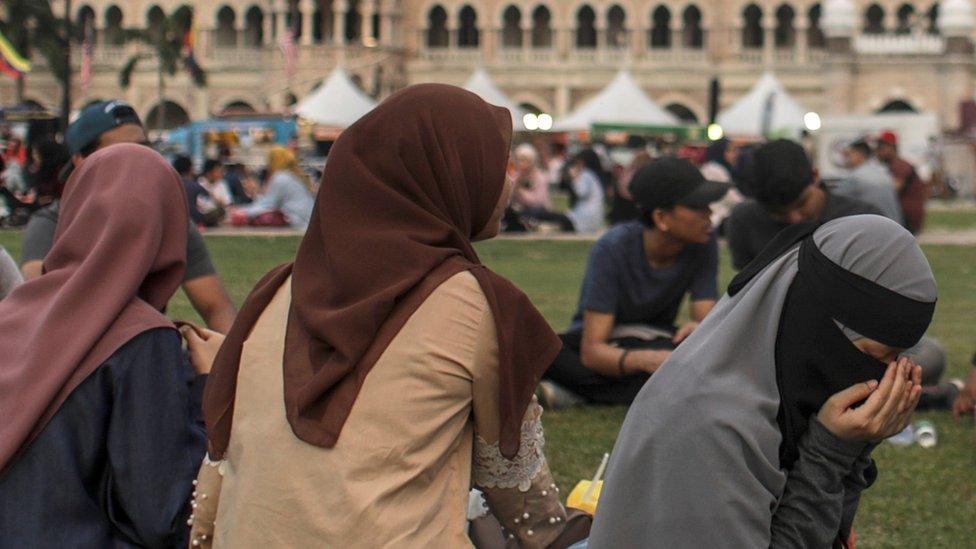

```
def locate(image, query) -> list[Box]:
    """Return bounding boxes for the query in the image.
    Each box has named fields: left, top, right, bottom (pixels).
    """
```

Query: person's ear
left=653, top=208, right=670, bottom=232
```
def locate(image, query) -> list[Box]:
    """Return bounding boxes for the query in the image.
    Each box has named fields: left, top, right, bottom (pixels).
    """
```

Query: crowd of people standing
left=0, top=87, right=972, bottom=548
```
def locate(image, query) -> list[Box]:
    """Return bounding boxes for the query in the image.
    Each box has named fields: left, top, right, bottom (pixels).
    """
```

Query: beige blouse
left=190, top=272, right=569, bottom=548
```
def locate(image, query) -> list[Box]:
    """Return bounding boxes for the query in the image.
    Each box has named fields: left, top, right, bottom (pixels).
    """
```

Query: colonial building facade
left=5, top=0, right=976, bottom=130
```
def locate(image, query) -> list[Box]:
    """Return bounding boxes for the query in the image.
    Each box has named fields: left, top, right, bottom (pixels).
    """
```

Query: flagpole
left=60, top=0, right=72, bottom=134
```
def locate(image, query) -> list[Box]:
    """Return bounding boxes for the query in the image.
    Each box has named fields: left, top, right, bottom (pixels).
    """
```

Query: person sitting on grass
left=18, top=100, right=237, bottom=333
left=229, top=147, right=315, bottom=230
left=725, top=139, right=955, bottom=410
left=539, top=156, right=729, bottom=408
left=186, top=85, right=590, bottom=548
left=590, top=215, right=935, bottom=548
left=0, top=144, right=218, bottom=547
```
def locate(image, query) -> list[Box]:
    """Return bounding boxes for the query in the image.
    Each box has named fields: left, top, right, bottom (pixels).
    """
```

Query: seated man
left=725, top=139, right=883, bottom=271
left=540, top=157, right=728, bottom=407
left=833, top=139, right=904, bottom=225
left=726, top=139, right=952, bottom=408
left=19, top=100, right=237, bottom=333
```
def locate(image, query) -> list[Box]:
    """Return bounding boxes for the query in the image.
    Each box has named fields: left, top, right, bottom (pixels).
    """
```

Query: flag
left=80, top=23, right=94, bottom=94
left=182, top=23, right=206, bottom=85
left=0, top=30, right=30, bottom=80
left=279, top=23, right=297, bottom=81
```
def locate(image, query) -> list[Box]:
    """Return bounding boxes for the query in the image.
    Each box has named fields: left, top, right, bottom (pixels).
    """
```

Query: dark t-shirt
left=20, top=201, right=217, bottom=282
left=725, top=191, right=882, bottom=270
left=568, top=221, right=719, bottom=333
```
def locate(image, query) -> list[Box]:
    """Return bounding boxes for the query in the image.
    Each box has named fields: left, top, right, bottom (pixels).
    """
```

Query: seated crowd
left=0, top=88, right=972, bottom=549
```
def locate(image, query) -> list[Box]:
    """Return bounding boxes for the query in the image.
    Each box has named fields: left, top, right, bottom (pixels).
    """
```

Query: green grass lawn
left=925, top=207, right=976, bottom=231
left=1, top=232, right=973, bottom=547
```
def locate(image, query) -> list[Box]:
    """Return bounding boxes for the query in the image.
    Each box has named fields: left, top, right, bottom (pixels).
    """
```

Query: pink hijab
left=0, top=143, right=188, bottom=472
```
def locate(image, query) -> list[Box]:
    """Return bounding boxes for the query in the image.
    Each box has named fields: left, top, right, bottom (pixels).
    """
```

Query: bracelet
left=618, top=349, right=631, bottom=376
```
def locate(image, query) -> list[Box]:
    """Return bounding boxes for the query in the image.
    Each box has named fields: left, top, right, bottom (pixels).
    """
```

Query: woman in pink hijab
left=0, top=143, right=214, bottom=547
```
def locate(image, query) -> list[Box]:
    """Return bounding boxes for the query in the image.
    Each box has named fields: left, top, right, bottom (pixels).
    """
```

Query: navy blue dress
left=0, top=328, right=206, bottom=548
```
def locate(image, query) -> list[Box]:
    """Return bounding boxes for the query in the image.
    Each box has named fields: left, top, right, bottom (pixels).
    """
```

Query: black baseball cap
left=629, top=156, right=731, bottom=212
left=66, top=100, right=143, bottom=156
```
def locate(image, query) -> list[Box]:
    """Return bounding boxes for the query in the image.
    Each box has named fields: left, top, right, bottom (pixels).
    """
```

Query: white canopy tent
left=294, top=67, right=377, bottom=128
left=717, top=72, right=809, bottom=138
left=462, top=68, right=527, bottom=131
left=553, top=71, right=680, bottom=132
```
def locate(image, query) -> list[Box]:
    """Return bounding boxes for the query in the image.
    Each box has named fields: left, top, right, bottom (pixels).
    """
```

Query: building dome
left=939, top=0, right=975, bottom=35
left=822, top=0, right=857, bottom=37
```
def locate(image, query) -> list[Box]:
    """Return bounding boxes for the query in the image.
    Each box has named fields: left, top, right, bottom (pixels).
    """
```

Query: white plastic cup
left=915, top=420, right=937, bottom=448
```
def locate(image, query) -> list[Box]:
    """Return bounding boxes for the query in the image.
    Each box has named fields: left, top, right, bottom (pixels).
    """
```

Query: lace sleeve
left=473, top=408, right=545, bottom=492
left=474, top=400, right=568, bottom=549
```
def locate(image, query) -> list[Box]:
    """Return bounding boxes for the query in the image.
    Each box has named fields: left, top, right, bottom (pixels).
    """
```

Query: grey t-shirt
left=568, top=220, right=719, bottom=333
left=20, top=201, right=217, bottom=282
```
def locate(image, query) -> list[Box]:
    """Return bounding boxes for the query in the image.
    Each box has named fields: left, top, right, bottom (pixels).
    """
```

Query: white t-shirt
left=567, top=169, right=605, bottom=234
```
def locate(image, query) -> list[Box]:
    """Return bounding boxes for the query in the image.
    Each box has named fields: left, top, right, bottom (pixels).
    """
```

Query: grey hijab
left=589, top=215, right=936, bottom=548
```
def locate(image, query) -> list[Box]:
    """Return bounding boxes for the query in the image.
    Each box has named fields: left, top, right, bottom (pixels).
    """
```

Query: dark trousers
left=543, top=331, right=675, bottom=405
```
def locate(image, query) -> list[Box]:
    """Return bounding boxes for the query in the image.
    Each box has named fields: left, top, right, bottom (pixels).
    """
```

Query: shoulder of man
left=825, top=192, right=882, bottom=219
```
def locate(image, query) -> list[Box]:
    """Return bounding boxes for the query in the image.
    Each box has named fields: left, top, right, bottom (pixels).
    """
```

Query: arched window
left=458, top=5, right=479, bottom=47
left=220, top=101, right=257, bottom=115
left=896, top=4, right=915, bottom=34
left=666, top=103, right=699, bottom=124
left=216, top=6, right=237, bottom=47
left=650, top=6, right=671, bottom=49
left=146, top=6, right=166, bottom=43
left=313, top=0, right=333, bottom=44
left=105, top=5, right=125, bottom=45
left=926, top=3, right=939, bottom=34
left=878, top=99, right=917, bottom=113
left=532, top=6, right=553, bottom=48
left=576, top=5, right=597, bottom=48
left=145, top=100, right=191, bottom=130
left=371, top=12, right=380, bottom=41
left=864, top=4, right=885, bottom=35
left=742, top=4, right=763, bottom=48
left=808, top=4, right=825, bottom=48
left=286, top=0, right=304, bottom=40
left=502, top=5, right=522, bottom=48
left=76, top=6, right=96, bottom=43
left=427, top=6, right=449, bottom=47
left=607, top=5, right=627, bottom=49
left=774, top=4, right=795, bottom=48
left=245, top=6, right=265, bottom=46
left=345, top=0, right=361, bottom=42
left=682, top=5, right=703, bottom=49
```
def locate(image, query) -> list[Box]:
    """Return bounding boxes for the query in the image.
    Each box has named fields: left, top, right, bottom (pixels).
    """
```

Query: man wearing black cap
left=539, top=156, right=729, bottom=408
left=19, top=100, right=237, bottom=333
left=724, top=139, right=882, bottom=271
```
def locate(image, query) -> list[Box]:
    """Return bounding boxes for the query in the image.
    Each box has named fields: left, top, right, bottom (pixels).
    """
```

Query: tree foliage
left=119, top=5, right=206, bottom=88
left=0, top=0, right=73, bottom=83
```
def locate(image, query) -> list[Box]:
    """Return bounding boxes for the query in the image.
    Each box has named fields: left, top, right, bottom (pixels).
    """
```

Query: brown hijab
left=205, top=84, right=562, bottom=460
left=0, top=143, right=188, bottom=472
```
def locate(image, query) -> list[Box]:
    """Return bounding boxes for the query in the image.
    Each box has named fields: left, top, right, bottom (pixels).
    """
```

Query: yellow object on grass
left=566, top=479, right=603, bottom=515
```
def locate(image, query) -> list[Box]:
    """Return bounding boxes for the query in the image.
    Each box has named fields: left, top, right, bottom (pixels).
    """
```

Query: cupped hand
left=817, top=357, right=922, bottom=442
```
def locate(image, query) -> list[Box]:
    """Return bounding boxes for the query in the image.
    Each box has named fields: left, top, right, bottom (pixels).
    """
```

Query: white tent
left=294, top=67, right=377, bottom=128
left=553, top=71, right=679, bottom=132
left=717, top=72, right=808, bottom=138
left=462, top=68, right=526, bottom=130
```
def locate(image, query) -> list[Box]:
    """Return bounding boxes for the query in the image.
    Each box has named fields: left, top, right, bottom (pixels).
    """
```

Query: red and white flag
left=80, top=22, right=94, bottom=94
left=279, top=25, right=297, bottom=81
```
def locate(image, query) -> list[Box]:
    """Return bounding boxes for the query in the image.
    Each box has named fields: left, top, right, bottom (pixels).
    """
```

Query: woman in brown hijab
left=0, top=143, right=210, bottom=546
left=188, top=85, right=589, bottom=548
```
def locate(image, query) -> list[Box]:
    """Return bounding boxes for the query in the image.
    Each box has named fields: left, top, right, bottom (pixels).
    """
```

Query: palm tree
left=0, top=0, right=71, bottom=104
left=119, top=5, right=206, bottom=130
